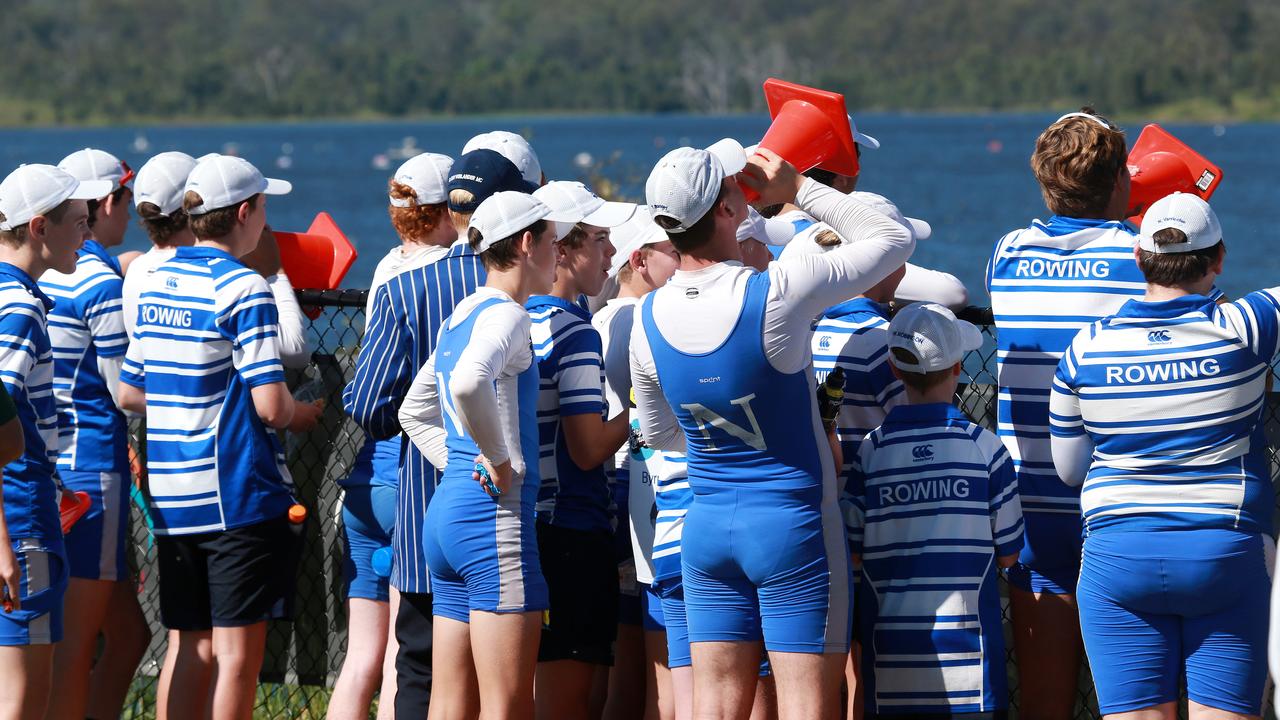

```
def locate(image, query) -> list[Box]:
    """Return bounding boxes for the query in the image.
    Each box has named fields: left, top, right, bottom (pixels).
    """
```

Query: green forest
left=3, top=0, right=1278, bottom=126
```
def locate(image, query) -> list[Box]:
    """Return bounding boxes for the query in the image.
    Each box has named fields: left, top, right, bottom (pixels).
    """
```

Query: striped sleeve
left=343, top=283, right=412, bottom=439
left=80, top=272, right=128, bottom=359
left=984, top=433, right=1024, bottom=558
left=1218, top=289, right=1280, bottom=363
left=120, top=323, right=145, bottom=388
left=1048, top=338, right=1085, bottom=438
left=554, top=321, right=605, bottom=417
left=843, top=438, right=869, bottom=554
left=215, top=269, right=285, bottom=387
left=0, top=304, right=42, bottom=393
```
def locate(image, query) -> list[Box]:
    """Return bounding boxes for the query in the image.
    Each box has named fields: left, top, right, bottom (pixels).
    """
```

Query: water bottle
left=817, top=367, right=845, bottom=431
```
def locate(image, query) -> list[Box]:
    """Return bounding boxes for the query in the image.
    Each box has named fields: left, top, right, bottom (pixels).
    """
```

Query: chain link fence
left=112, top=298, right=1271, bottom=718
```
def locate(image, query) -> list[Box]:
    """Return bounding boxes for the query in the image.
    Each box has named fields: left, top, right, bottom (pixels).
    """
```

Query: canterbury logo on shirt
left=911, top=443, right=934, bottom=461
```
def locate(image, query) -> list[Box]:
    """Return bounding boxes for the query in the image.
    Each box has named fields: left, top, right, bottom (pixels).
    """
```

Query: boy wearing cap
left=117, top=155, right=321, bottom=720
left=38, top=148, right=152, bottom=720
left=462, top=131, right=544, bottom=188
left=631, top=140, right=914, bottom=718
left=522, top=181, right=633, bottom=718
left=0, top=163, right=103, bottom=719
left=339, top=151, right=482, bottom=719
left=399, top=190, right=574, bottom=719
left=846, top=303, right=1023, bottom=718
left=1050, top=194, right=1272, bottom=718
left=447, top=147, right=540, bottom=233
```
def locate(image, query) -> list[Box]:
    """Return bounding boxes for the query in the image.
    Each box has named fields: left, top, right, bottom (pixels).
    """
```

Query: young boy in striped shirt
left=0, top=164, right=105, bottom=719
left=847, top=303, right=1023, bottom=719
left=118, top=155, right=321, bottom=720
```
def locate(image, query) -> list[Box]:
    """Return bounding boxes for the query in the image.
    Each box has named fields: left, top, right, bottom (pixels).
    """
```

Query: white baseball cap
left=736, top=207, right=797, bottom=246
left=534, top=181, right=636, bottom=241
left=462, top=131, right=542, bottom=186
left=848, top=115, right=880, bottom=150
left=134, top=152, right=198, bottom=216
left=608, top=207, right=668, bottom=277
left=646, top=138, right=748, bottom=233
left=469, top=191, right=579, bottom=253
left=850, top=191, right=931, bottom=241
left=0, top=164, right=112, bottom=232
left=184, top=155, right=291, bottom=215
left=887, top=302, right=982, bottom=373
left=391, top=152, right=453, bottom=207
left=57, top=148, right=134, bottom=194
left=1138, top=192, right=1222, bottom=254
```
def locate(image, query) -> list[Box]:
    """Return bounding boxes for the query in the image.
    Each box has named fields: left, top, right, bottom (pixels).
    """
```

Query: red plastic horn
left=742, top=79, right=860, bottom=202
left=274, top=212, right=357, bottom=319
left=1126, top=124, right=1223, bottom=226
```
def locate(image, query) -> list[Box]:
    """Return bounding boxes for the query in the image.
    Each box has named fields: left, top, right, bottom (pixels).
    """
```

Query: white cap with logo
left=391, top=153, right=453, bottom=207
left=184, top=155, right=292, bottom=215
left=887, top=302, right=982, bottom=373
left=736, top=206, right=798, bottom=246
left=534, top=181, right=635, bottom=241
left=134, top=152, right=198, bottom=216
left=608, top=207, right=668, bottom=277
left=1137, top=192, right=1222, bottom=254
left=645, top=138, right=748, bottom=233
left=462, top=131, right=542, bottom=187
left=469, top=191, right=579, bottom=253
left=58, top=148, right=133, bottom=194
left=0, top=164, right=113, bottom=231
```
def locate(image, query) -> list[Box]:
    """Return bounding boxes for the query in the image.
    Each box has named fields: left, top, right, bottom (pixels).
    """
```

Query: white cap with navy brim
left=1138, top=192, right=1222, bottom=254
left=469, top=191, right=580, bottom=253
left=184, top=155, right=291, bottom=215
left=645, top=138, right=748, bottom=233
left=0, top=164, right=113, bottom=231
left=134, top=152, right=198, bottom=216
left=391, top=152, right=453, bottom=207
left=887, top=302, right=982, bottom=373
left=463, top=131, right=542, bottom=187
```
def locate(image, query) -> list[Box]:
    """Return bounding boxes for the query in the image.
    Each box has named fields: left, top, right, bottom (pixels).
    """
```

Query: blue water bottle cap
left=371, top=547, right=393, bottom=578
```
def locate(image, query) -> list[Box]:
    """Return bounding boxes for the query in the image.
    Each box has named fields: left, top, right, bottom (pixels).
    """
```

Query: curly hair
left=1031, top=107, right=1127, bottom=218
left=388, top=180, right=449, bottom=240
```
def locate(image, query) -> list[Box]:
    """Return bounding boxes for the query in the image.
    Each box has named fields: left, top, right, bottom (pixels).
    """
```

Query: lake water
left=1, top=113, right=1274, bottom=302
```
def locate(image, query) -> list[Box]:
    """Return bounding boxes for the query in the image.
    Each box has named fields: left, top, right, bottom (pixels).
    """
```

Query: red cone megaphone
left=275, top=212, right=356, bottom=290
left=1126, top=124, right=1223, bottom=225
left=741, top=79, right=861, bottom=202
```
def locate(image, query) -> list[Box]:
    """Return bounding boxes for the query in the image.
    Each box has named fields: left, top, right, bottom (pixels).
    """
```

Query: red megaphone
left=60, top=490, right=91, bottom=534
left=742, top=79, right=861, bottom=202
left=275, top=213, right=357, bottom=318
left=1126, top=124, right=1223, bottom=226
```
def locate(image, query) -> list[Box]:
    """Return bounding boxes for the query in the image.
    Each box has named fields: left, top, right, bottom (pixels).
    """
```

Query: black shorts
left=536, top=522, right=619, bottom=665
left=156, top=515, right=301, bottom=631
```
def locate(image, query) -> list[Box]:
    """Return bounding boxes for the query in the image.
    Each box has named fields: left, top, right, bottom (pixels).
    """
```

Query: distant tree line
left=2, top=0, right=1276, bottom=124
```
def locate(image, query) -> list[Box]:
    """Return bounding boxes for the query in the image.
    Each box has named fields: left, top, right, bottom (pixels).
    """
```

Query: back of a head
left=1135, top=192, right=1224, bottom=287
left=1031, top=108, right=1127, bottom=218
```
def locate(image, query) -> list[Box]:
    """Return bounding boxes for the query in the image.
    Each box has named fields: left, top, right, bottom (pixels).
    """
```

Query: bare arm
left=0, top=417, right=22, bottom=467
left=562, top=412, right=631, bottom=471
left=117, top=382, right=146, bottom=415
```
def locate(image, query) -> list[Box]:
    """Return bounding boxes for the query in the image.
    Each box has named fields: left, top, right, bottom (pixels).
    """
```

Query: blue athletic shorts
left=62, top=470, right=130, bottom=582
left=1005, top=509, right=1081, bottom=594
left=653, top=576, right=691, bottom=668
left=423, top=481, right=548, bottom=623
left=0, top=539, right=68, bottom=645
left=641, top=582, right=665, bottom=632
left=1077, top=529, right=1271, bottom=715
left=681, top=490, right=851, bottom=654
left=342, top=483, right=396, bottom=602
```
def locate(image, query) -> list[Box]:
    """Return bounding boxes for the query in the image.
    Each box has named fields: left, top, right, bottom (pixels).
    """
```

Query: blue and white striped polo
left=120, top=246, right=293, bottom=535
left=848, top=402, right=1023, bottom=714
left=1050, top=291, right=1280, bottom=536
left=38, top=240, right=130, bottom=473
left=527, top=295, right=611, bottom=533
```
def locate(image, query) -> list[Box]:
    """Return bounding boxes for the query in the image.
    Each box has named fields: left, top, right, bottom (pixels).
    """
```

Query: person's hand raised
left=739, top=147, right=804, bottom=207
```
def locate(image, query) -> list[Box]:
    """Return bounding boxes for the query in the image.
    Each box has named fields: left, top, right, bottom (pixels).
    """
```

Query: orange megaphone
left=275, top=212, right=357, bottom=292
left=742, top=79, right=860, bottom=202
left=1126, top=124, right=1223, bottom=225
left=60, top=490, right=92, bottom=534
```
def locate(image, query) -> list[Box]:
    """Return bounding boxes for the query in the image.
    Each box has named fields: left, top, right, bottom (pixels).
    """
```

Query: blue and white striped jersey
left=811, top=298, right=905, bottom=467
left=527, top=295, right=611, bottom=533
left=120, top=246, right=293, bottom=535
left=342, top=241, right=484, bottom=593
left=39, top=240, right=130, bottom=473
left=848, top=402, right=1023, bottom=714
left=1050, top=291, right=1280, bottom=536
left=987, top=216, right=1146, bottom=525
left=0, top=264, right=62, bottom=546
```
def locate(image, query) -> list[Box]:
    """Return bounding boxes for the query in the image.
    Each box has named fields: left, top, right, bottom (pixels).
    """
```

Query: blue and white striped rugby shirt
left=39, top=240, right=130, bottom=473
left=848, top=402, right=1023, bottom=714
left=527, top=295, right=611, bottom=533
left=1050, top=291, right=1280, bottom=536
left=121, top=246, right=293, bottom=535
left=0, top=263, right=63, bottom=545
